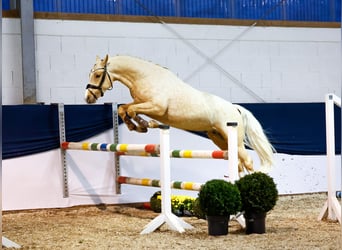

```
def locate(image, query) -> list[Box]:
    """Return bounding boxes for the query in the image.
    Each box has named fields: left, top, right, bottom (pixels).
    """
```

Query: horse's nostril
left=85, top=95, right=96, bottom=104
left=84, top=91, right=94, bottom=104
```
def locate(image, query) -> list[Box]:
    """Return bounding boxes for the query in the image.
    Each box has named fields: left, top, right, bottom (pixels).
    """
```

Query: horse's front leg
left=118, top=104, right=139, bottom=132
left=131, top=115, right=148, bottom=133
left=127, top=102, right=164, bottom=129
left=118, top=103, right=158, bottom=133
left=133, top=115, right=160, bottom=129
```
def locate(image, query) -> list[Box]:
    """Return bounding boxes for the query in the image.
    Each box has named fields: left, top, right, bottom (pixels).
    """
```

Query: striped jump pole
left=117, top=176, right=203, bottom=191
left=61, top=142, right=228, bottom=159
left=119, top=149, right=228, bottom=159
left=61, top=142, right=159, bottom=154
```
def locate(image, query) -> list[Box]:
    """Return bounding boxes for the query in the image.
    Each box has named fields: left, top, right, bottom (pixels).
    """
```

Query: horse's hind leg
left=207, top=130, right=243, bottom=175
left=207, top=129, right=253, bottom=175
left=207, top=130, right=228, bottom=150
left=238, top=145, right=254, bottom=174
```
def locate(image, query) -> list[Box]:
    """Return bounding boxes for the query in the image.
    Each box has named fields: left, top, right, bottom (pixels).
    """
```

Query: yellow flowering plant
left=149, top=191, right=196, bottom=216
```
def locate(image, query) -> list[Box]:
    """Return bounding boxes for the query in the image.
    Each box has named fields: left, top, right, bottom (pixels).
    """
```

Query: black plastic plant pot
left=244, top=212, right=266, bottom=234
left=206, top=215, right=229, bottom=236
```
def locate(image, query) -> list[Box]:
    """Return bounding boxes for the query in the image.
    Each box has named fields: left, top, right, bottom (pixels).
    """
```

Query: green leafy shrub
left=236, top=172, right=278, bottom=214
left=198, top=179, right=241, bottom=216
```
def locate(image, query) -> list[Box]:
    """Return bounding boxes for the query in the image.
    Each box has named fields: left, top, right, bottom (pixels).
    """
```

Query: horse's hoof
left=136, top=127, right=148, bottom=133
left=238, top=172, right=246, bottom=178
left=127, top=124, right=137, bottom=131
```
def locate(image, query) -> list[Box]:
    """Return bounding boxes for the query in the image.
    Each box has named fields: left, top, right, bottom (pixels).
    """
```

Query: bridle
left=86, top=65, right=113, bottom=100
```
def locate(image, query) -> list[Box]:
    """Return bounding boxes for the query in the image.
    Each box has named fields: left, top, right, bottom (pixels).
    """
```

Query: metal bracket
left=58, top=103, right=69, bottom=198
left=112, top=103, right=121, bottom=194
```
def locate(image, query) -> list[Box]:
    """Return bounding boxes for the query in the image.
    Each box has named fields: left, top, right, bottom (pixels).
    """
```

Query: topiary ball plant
left=236, top=172, right=278, bottom=214
left=198, top=179, right=241, bottom=216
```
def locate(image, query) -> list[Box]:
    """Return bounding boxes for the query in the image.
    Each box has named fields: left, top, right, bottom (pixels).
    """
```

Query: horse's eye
left=95, top=74, right=100, bottom=78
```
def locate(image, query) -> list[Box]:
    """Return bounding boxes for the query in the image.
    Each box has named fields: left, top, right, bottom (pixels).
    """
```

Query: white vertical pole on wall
left=340, top=2, right=342, bottom=233
left=20, top=0, right=37, bottom=103
left=1, top=1, right=21, bottom=246
left=140, top=125, right=193, bottom=234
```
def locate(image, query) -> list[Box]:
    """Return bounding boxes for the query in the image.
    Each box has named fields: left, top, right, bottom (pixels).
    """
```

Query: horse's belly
left=169, top=119, right=211, bottom=131
left=151, top=112, right=213, bottom=131
left=147, top=90, right=238, bottom=131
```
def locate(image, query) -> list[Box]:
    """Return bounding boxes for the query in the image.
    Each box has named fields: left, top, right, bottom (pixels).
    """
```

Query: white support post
left=140, top=125, right=193, bottom=234
left=227, top=122, right=245, bottom=228
left=227, top=122, right=239, bottom=183
left=318, top=94, right=341, bottom=223
left=2, top=237, right=21, bottom=249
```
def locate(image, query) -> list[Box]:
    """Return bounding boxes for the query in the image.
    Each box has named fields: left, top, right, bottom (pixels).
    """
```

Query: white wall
left=2, top=18, right=341, bottom=104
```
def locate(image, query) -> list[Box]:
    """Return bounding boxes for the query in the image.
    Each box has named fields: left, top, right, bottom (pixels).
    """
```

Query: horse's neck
left=110, top=56, right=145, bottom=72
left=108, top=56, right=146, bottom=85
left=108, top=56, right=161, bottom=88
left=109, top=56, right=144, bottom=75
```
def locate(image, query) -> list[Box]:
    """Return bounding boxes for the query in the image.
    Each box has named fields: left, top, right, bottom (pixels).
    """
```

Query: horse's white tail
left=235, top=104, right=276, bottom=173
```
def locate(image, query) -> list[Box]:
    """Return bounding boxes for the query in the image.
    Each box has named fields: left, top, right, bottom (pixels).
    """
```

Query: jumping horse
left=85, top=55, right=275, bottom=175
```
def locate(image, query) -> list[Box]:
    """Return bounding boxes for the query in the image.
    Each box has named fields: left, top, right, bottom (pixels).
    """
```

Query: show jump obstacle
left=59, top=103, right=241, bottom=234
left=318, top=93, right=341, bottom=224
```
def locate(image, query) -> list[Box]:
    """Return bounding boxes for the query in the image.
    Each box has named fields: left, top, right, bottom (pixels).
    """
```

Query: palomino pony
left=85, top=55, right=275, bottom=175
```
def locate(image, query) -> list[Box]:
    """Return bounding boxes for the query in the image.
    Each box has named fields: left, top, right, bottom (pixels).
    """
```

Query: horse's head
left=85, top=54, right=113, bottom=103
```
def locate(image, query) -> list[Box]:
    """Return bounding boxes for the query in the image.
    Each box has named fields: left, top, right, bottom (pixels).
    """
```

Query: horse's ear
left=96, top=55, right=101, bottom=61
left=103, top=54, right=109, bottom=65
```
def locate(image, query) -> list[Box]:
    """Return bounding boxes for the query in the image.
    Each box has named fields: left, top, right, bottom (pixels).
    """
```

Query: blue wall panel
left=3, top=103, right=341, bottom=159
left=2, top=0, right=10, bottom=10
left=121, top=0, right=175, bottom=17
left=2, top=0, right=341, bottom=22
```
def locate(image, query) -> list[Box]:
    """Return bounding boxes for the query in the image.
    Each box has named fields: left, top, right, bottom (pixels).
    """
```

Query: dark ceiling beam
left=19, top=0, right=37, bottom=103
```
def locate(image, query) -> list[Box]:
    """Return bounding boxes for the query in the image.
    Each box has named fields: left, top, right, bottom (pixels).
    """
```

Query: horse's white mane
left=111, top=54, right=169, bottom=71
